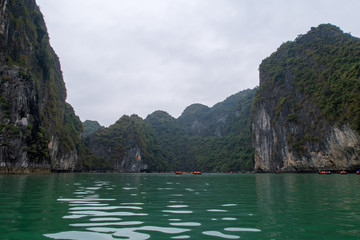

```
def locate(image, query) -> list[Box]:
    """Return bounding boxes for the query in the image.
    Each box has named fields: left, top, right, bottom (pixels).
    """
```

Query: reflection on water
left=255, top=174, right=360, bottom=239
left=1, top=173, right=360, bottom=239
left=43, top=174, right=261, bottom=239
left=203, top=230, right=240, bottom=239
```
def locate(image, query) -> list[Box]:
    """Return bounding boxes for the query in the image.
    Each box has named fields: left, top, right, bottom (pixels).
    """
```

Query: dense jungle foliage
left=83, top=89, right=256, bottom=172
left=82, top=120, right=103, bottom=137
left=80, top=114, right=168, bottom=171
left=260, top=24, right=360, bottom=135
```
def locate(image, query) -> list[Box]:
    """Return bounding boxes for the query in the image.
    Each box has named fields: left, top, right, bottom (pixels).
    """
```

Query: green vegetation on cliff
left=145, top=111, right=188, bottom=170
left=174, top=88, right=256, bottom=171
left=0, top=0, right=82, bottom=171
left=82, top=120, right=103, bottom=137
left=83, top=88, right=256, bottom=172
left=254, top=24, right=360, bottom=171
left=260, top=24, right=360, bottom=135
left=1, top=0, right=255, bottom=172
left=79, top=114, right=168, bottom=172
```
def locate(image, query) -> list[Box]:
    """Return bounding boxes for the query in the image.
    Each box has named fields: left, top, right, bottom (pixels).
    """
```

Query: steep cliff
left=0, top=0, right=82, bottom=173
left=252, top=24, right=360, bottom=172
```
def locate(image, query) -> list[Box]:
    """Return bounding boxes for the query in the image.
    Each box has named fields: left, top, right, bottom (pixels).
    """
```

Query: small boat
left=175, top=171, right=182, bottom=175
left=193, top=171, right=201, bottom=175
left=340, top=170, right=347, bottom=174
left=318, top=170, right=331, bottom=174
left=356, top=170, right=360, bottom=174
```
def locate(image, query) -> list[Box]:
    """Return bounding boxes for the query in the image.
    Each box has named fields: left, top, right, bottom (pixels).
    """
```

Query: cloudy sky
left=36, top=0, right=360, bottom=126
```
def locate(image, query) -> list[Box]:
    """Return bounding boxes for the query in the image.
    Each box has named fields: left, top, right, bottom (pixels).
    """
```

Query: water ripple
left=167, top=205, right=189, bottom=208
left=45, top=174, right=266, bottom=239
left=89, top=227, right=151, bottom=239
left=169, top=222, right=201, bottom=227
left=58, top=198, right=115, bottom=202
left=171, top=235, right=190, bottom=239
left=70, top=221, right=144, bottom=227
left=86, top=187, right=101, bottom=190
left=85, top=226, right=191, bottom=239
left=120, top=202, right=144, bottom=205
left=169, top=219, right=182, bottom=221
left=63, top=215, right=88, bottom=219
left=207, top=209, right=228, bottom=212
left=69, top=203, right=109, bottom=207
left=203, top=230, right=240, bottom=239
left=68, top=201, right=101, bottom=204
left=222, top=204, right=237, bottom=207
left=225, top=227, right=261, bottom=232
left=68, top=211, right=148, bottom=217
left=162, top=210, right=193, bottom=214
left=44, top=231, right=119, bottom=240
left=69, top=206, right=142, bottom=211
left=89, top=218, right=122, bottom=222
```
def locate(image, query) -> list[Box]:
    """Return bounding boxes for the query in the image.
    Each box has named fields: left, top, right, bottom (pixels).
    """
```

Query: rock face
left=252, top=24, right=360, bottom=172
left=0, top=0, right=82, bottom=173
left=120, top=146, right=148, bottom=172
left=0, top=65, right=50, bottom=173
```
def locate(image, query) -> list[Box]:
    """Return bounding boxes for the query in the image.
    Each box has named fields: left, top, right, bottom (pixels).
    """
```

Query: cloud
left=37, top=0, right=360, bottom=126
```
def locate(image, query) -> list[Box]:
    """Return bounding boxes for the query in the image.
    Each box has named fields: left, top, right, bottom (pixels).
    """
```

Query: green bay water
left=1, top=173, right=360, bottom=240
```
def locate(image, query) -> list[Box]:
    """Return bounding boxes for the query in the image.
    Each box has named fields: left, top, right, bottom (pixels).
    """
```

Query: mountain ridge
left=82, top=88, right=256, bottom=172
left=1, top=1, right=359, bottom=174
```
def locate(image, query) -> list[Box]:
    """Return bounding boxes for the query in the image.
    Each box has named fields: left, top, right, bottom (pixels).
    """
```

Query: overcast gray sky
left=36, top=0, right=360, bottom=126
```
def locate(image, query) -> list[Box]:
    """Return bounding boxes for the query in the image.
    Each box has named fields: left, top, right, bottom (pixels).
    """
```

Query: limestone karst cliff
left=5, top=2, right=357, bottom=174
left=82, top=89, right=256, bottom=172
left=0, top=0, right=82, bottom=173
left=252, top=24, right=360, bottom=172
